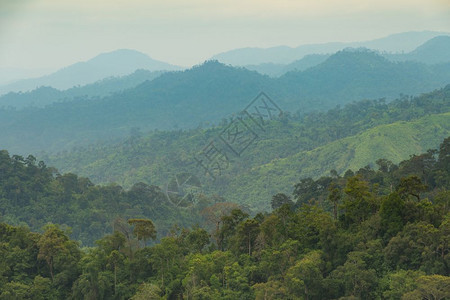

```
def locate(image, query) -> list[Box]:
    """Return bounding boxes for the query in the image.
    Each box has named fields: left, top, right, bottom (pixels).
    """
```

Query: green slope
left=41, top=87, right=450, bottom=212
left=224, top=113, right=450, bottom=210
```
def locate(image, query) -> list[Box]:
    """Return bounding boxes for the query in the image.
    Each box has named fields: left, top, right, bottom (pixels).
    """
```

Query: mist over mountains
left=1, top=48, right=450, bottom=155
left=2, top=0, right=450, bottom=296
left=246, top=35, right=450, bottom=77
left=0, top=69, right=165, bottom=109
left=0, top=49, right=181, bottom=95
left=213, top=30, right=450, bottom=65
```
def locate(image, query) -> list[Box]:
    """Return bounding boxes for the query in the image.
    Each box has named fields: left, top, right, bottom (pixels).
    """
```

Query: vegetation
left=1, top=137, right=449, bottom=299
left=0, top=150, right=202, bottom=245
left=45, top=84, right=450, bottom=211
left=2, top=50, right=450, bottom=154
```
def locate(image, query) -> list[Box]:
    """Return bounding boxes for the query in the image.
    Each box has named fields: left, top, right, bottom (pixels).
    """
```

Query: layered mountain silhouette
left=213, top=31, right=450, bottom=65
left=0, top=49, right=181, bottom=95
left=386, top=36, right=450, bottom=64
left=1, top=49, right=450, bottom=154
left=0, top=69, right=165, bottom=109
left=245, top=35, right=450, bottom=77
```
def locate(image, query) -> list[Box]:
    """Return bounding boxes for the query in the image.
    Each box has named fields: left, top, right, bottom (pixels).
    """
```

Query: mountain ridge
left=0, top=49, right=181, bottom=95
left=1, top=51, right=450, bottom=154
left=212, top=31, right=450, bottom=65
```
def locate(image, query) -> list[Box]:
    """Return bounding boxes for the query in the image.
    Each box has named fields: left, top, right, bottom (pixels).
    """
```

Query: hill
left=278, top=49, right=450, bottom=108
left=224, top=113, right=450, bottom=210
left=1, top=51, right=450, bottom=155
left=0, top=69, right=165, bottom=109
left=43, top=85, right=450, bottom=211
left=387, top=35, right=450, bottom=64
left=212, top=31, right=449, bottom=65
left=0, top=49, right=181, bottom=95
left=245, top=36, right=450, bottom=77
left=1, top=137, right=449, bottom=298
left=245, top=54, right=330, bottom=77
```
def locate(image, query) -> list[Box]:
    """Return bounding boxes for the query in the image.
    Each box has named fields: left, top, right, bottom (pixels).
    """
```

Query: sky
left=1, top=0, right=450, bottom=72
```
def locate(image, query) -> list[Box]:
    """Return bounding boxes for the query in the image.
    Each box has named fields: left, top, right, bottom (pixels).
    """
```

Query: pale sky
left=1, top=0, right=450, bottom=70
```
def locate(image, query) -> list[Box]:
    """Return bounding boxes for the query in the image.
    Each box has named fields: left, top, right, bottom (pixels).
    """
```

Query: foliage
left=2, top=50, right=450, bottom=154
left=43, top=84, right=450, bottom=211
left=1, top=138, right=450, bottom=298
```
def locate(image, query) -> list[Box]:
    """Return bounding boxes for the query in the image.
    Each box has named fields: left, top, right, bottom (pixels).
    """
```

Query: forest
left=2, top=49, right=450, bottom=155
left=1, top=137, right=449, bottom=299
left=2, top=2, right=450, bottom=299
left=45, top=84, right=450, bottom=211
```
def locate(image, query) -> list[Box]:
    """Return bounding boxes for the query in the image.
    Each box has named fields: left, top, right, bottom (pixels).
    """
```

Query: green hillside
left=1, top=137, right=449, bottom=299
left=225, top=113, right=450, bottom=210
left=44, top=87, right=450, bottom=212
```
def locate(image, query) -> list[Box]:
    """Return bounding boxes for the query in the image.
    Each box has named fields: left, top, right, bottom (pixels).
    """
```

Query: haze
left=1, top=0, right=450, bottom=71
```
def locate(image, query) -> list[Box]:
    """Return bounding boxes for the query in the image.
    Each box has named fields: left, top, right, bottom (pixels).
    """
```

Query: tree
left=402, top=275, right=450, bottom=300
left=127, top=218, right=157, bottom=247
left=376, top=158, right=394, bottom=173
left=397, top=175, right=427, bottom=201
left=271, top=193, right=293, bottom=210
left=327, top=183, right=341, bottom=220
left=341, top=176, right=378, bottom=225
left=380, top=270, right=424, bottom=299
left=217, top=209, right=249, bottom=251
left=184, top=226, right=210, bottom=254
left=329, top=251, right=378, bottom=299
left=384, top=222, right=441, bottom=273
left=253, top=280, right=287, bottom=300
left=37, top=224, right=76, bottom=282
left=131, top=283, right=162, bottom=300
left=379, top=192, right=405, bottom=239
left=235, top=219, right=260, bottom=255
left=285, top=250, right=324, bottom=300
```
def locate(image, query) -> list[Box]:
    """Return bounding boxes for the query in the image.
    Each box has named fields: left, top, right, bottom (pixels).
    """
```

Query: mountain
left=0, top=61, right=272, bottom=154
left=0, top=49, right=181, bottom=95
left=245, top=54, right=330, bottom=77
left=212, top=31, right=450, bottom=65
left=279, top=49, right=450, bottom=105
left=0, top=69, right=165, bottom=109
left=224, top=112, right=450, bottom=209
left=0, top=67, right=54, bottom=86
left=243, top=35, right=450, bottom=77
left=42, top=85, right=450, bottom=211
left=1, top=51, right=450, bottom=154
left=387, top=35, right=450, bottom=64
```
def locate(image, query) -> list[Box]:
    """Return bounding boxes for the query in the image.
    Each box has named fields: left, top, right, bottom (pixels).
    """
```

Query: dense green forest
left=45, top=84, right=450, bottom=211
left=1, top=137, right=449, bottom=299
left=0, top=150, right=200, bottom=245
left=2, top=49, right=450, bottom=154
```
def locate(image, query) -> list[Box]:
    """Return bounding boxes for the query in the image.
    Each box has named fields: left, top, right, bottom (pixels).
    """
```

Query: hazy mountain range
left=1, top=31, right=449, bottom=98
left=213, top=30, right=450, bottom=65
left=1, top=48, right=450, bottom=155
left=246, top=35, right=450, bottom=77
left=0, top=69, right=165, bottom=109
left=0, top=49, right=180, bottom=95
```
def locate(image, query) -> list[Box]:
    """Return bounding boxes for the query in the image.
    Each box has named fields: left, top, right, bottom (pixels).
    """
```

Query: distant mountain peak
left=412, top=35, right=450, bottom=53
left=89, top=49, right=154, bottom=62
left=0, top=49, right=182, bottom=93
left=321, top=48, right=389, bottom=67
left=212, top=31, right=449, bottom=65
